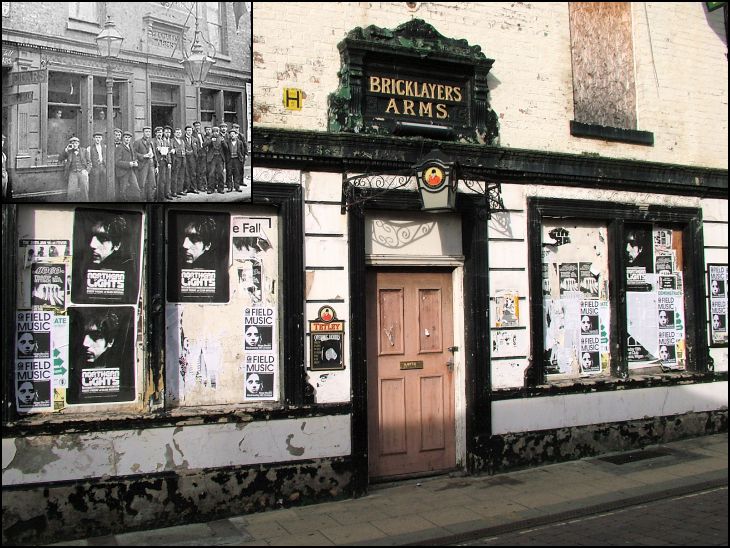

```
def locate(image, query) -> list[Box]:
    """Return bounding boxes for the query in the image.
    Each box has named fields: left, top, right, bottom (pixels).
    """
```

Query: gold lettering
left=445, top=86, right=453, bottom=102
left=419, top=102, right=433, bottom=118
left=370, top=76, right=381, bottom=93
left=382, top=78, right=392, bottom=95
left=385, top=97, right=400, bottom=115
left=396, top=79, right=406, bottom=96
left=436, top=103, right=448, bottom=119
left=405, top=80, right=415, bottom=97
left=427, top=83, right=437, bottom=99
left=437, top=85, right=445, bottom=101
left=403, top=100, right=415, bottom=116
left=453, top=87, right=462, bottom=102
left=419, top=82, right=429, bottom=98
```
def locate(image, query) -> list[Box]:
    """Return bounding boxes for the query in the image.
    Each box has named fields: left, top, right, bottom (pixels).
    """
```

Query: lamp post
left=181, top=16, right=216, bottom=86
left=95, top=15, right=124, bottom=200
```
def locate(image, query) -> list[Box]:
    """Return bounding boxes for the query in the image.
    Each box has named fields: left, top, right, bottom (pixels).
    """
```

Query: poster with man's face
left=66, top=306, right=136, bottom=404
left=71, top=208, right=143, bottom=305
left=167, top=211, right=230, bottom=303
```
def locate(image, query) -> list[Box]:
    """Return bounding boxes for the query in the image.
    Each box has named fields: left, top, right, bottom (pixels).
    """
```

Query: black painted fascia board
left=253, top=128, right=728, bottom=197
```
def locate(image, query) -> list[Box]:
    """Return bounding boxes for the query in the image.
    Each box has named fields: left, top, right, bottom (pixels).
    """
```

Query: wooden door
left=366, top=270, right=455, bottom=480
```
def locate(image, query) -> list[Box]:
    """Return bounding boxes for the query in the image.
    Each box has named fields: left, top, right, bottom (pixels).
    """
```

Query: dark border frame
left=707, top=262, right=729, bottom=349
left=348, top=188, right=491, bottom=494
left=526, top=198, right=708, bottom=386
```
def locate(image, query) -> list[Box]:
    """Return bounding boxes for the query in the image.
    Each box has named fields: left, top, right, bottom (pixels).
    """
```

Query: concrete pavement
left=47, top=432, right=728, bottom=546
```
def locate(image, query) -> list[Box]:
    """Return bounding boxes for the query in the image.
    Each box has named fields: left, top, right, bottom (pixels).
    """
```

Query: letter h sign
left=283, top=88, right=303, bottom=111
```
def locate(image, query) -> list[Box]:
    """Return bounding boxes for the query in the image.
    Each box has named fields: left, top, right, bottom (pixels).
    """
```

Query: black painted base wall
left=2, top=456, right=354, bottom=545
left=468, top=410, right=728, bottom=474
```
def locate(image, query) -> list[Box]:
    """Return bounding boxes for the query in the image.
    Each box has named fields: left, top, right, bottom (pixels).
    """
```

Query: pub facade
left=2, top=2, right=728, bottom=545
left=2, top=1, right=251, bottom=198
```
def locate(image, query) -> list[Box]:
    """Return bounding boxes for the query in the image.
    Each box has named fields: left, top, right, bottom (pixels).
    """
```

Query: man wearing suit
left=227, top=128, right=246, bottom=192
left=151, top=126, right=170, bottom=201
left=170, top=127, right=187, bottom=197
left=133, top=126, right=157, bottom=200
left=115, top=131, right=141, bottom=200
left=193, top=121, right=207, bottom=192
left=59, top=136, right=91, bottom=201
left=204, top=126, right=228, bottom=194
left=183, top=126, right=199, bottom=194
left=87, top=132, right=107, bottom=201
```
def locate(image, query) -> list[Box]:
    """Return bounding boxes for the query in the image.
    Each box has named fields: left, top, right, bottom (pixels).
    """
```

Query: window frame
left=527, top=197, right=708, bottom=386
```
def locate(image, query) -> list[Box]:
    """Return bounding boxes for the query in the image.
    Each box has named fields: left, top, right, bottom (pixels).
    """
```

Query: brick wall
left=253, top=2, right=728, bottom=169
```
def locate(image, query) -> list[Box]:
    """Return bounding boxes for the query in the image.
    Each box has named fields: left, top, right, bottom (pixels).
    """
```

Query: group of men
left=61, top=121, right=248, bottom=201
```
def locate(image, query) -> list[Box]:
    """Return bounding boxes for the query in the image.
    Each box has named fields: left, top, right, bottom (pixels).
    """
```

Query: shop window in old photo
left=165, top=209, right=281, bottom=406
left=541, top=221, right=611, bottom=378
left=14, top=206, right=144, bottom=413
left=625, top=225, right=687, bottom=370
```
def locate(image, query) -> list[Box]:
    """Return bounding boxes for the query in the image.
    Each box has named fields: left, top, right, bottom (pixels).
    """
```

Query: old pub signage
left=365, top=73, right=467, bottom=124
left=329, top=19, right=497, bottom=144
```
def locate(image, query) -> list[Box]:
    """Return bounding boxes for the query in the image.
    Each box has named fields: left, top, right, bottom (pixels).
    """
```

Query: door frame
left=349, top=189, right=492, bottom=494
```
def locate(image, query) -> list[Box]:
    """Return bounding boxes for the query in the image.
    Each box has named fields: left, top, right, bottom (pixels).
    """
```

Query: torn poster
left=494, top=290, right=520, bottom=328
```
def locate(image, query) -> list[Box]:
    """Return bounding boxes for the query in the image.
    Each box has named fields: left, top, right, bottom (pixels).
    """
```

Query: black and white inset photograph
left=167, top=210, right=231, bottom=303
left=658, top=344, right=677, bottom=363
left=580, top=314, right=599, bottom=335
left=657, top=308, right=675, bottom=329
left=580, top=351, right=600, bottom=374
left=66, top=306, right=136, bottom=404
left=2, top=2, right=251, bottom=202
left=71, top=208, right=143, bottom=305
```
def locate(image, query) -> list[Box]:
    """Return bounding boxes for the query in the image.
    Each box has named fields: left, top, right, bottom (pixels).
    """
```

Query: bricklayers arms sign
left=328, top=19, right=498, bottom=144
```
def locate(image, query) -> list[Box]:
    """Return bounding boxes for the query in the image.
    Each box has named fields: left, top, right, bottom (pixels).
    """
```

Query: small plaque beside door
left=400, top=360, right=423, bottom=370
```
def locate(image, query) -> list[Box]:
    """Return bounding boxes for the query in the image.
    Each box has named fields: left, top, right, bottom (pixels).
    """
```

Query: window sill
left=570, top=120, right=654, bottom=146
left=492, top=370, right=726, bottom=400
left=67, top=17, right=102, bottom=35
left=2, top=402, right=352, bottom=437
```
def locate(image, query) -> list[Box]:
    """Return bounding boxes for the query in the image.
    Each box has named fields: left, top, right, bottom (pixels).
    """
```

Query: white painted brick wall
left=254, top=2, right=728, bottom=169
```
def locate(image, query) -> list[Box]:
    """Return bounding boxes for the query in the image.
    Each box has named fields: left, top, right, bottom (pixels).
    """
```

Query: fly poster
left=708, top=264, right=728, bottom=347
left=167, top=211, right=231, bottom=303
left=71, top=208, right=143, bottom=305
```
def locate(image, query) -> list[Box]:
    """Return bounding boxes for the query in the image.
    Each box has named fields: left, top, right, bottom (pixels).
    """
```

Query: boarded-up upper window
left=569, top=2, right=636, bottom=130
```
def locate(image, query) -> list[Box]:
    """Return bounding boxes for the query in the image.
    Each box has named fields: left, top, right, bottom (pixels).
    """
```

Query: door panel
left=367, top=270, right=455, bottom=479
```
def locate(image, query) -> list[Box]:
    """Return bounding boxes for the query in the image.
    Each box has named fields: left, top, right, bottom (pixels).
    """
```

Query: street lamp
left=181, top=18, right=216, bottom=85
left=96, top=15, right=124, bottom=200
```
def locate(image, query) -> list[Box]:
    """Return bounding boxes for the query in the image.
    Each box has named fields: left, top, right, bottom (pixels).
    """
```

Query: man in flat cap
left=115, top=131, right=141, bottom=200
left=226, top=128, right=246, bottom=192
left=204, top=126, right=228, bottom=194
left=170, top=127, right=187, bottom=197
left=152, top=127, right=168, bottom=200
left=183, top=126, right=199, bottom=194
left=193, top=121, right=207, bottom=192
left=87, top=132, right=107, bottom=201
left=134, top=126, right=157, bottom=200
left=59, top=136, right=90, bottom=200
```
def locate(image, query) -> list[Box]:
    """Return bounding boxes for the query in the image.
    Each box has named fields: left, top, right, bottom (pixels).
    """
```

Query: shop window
left=47, top=72, right=83, bottom=159
left=92, top=77, right=124, bottom=134
left=13, top=205, right=145, bottom=413
left=200, top=88, right=218, bottom=126
left=223, top=91, right=240, bottom=125
left=528, top=198, right=707, bottom=386
left=541, top=221, right=611, bottom=379
left=164, top=208, right=281, bottom=406
left=8, top=188, right=304, bottom=419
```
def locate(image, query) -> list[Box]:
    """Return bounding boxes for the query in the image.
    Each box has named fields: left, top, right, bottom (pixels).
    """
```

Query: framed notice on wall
left=708, top=264, right=728, bottom=347
left=309, top=306, right=345, bottom=371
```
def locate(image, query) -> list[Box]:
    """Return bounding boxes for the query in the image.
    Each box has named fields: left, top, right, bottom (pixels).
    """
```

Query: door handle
left=446, top=358, right=454, bottom=371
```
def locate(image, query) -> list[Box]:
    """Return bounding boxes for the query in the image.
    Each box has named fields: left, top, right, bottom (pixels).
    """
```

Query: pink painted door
left=366, top=270, right=455, bottom=479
